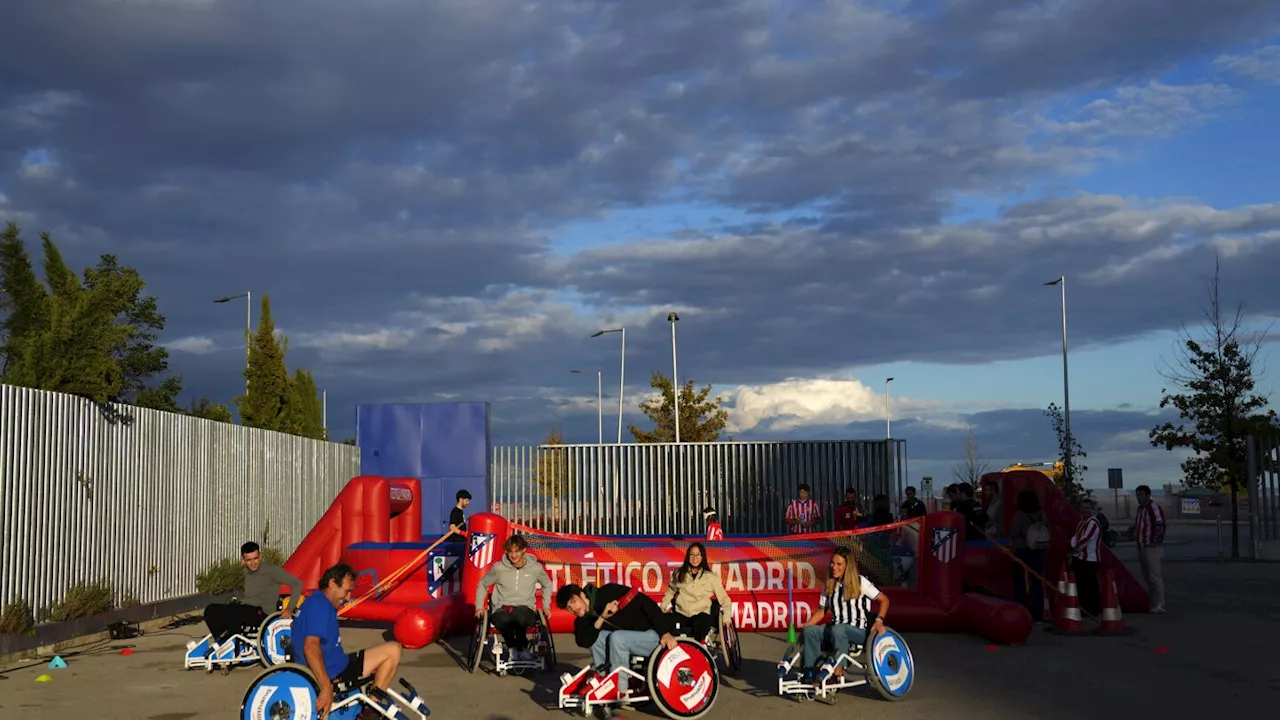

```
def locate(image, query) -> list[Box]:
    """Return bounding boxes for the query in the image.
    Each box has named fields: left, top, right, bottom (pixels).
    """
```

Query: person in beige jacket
left=660, top=542, right=733, bottom=641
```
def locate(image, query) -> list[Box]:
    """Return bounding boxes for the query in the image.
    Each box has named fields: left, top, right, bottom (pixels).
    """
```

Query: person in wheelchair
left=292, top=563, right=405, bottom=719
left=202, top=541, right=302, bottom=647
left=798, top=546, right=889, bottom=684
left=556, top=581, right=680, bottom=702
left=473, top=534, right=553, bottom=661
left=660, top=541, right=731, bottom=643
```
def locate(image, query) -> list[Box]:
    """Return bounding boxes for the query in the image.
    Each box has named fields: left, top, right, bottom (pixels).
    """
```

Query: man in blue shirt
left=291, top=563, right=404, bottom=717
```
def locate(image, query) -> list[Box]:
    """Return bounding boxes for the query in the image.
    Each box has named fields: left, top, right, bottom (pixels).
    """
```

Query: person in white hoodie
left=473, top=534, right=553, bottom=661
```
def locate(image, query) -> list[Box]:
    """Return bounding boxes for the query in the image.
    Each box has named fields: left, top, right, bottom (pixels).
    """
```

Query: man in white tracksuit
left=473, top=534, right=554, bottom=660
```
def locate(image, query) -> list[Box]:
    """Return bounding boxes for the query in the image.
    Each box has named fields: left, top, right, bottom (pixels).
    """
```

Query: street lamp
left=885, top=377, right=894, bottom=439
left=213, top=291, right=251, bottom=392
left=571, top=369, right=603, bottom=445
left=1044, top=276, right=1072, bottom=454
left=590, top=328, right=626, bottom=443
left=667, top=312, right=680, bottom=443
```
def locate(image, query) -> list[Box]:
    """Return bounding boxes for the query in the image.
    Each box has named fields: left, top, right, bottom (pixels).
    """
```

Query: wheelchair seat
left=333, top=673, right=377, bottom=695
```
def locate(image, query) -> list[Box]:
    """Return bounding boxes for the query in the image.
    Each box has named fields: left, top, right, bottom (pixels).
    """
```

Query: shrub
left=196, top=557, right=245, bottom=596
left=48, top=580, right=114, bottom=622
left=263, top=546, right=287, bottom=566
left=0, top=598, right=35, bottom=635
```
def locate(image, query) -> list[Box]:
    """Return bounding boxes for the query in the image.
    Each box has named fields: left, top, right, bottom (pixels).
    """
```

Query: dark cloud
left=1, top=1, right=1278, bottom=450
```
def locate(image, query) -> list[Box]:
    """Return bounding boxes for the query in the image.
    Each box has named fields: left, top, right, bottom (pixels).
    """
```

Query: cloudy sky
left=3, top=0, right=1279, bottom=492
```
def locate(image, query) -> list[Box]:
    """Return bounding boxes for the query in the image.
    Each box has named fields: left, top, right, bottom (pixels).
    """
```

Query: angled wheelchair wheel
left=646, top=639, right=719, bottom=720
left=467, top=605, right=489, bottom=674
left=864, top=626, right=915, bottom=701
left=240, top=663, right=320, bottom=720
left=540, top=617, right=558, bottom=671
left=256, top=612, right=294, bottom=668
left=721, top=620, right=742, bottom=674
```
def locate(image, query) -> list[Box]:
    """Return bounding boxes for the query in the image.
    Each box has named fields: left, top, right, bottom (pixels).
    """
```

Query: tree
left=1149, top=258, right=1277, bottom=558
left=0, top=223, right=49, bottom=375
left=628, top=371, right=730, bottom=443
left=186, top=395, right=234, bottom=423
left=952, top=423, right=989, bottom=485
left=235, top=294, right=292, bottom=431
left=533, top=428, right=574, bottom=525
left=1045, top=402, right=1088, bottom=504
left=288, top=368, right=326, bottom=440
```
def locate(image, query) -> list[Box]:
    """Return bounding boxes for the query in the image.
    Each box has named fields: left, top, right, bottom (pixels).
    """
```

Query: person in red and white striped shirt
left=704, top=507, right=724, bottom=541
left=1069, top=498, right=1103, bottom=615
left=1132, top=485, right=1166, bottom=613
left=786, top=484, right=822, bottom=534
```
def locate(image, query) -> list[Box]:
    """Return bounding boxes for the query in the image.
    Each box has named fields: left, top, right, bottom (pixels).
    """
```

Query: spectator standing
left=1069, top=498, right=1103, bottom=615
left=1008, top=490, right=1051, bottom=624
left=834, top=489, right=863, bottom=531
left=899, top=486, right=927, bottom=519
left=785, top=484, right=822, bottom=534
left=1132, top=485, right=1166, bottom=613
left=980, top=478, right=1003, bottom=536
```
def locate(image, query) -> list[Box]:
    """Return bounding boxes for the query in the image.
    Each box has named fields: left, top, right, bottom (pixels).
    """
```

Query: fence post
left=1217, top=518, right=1223, bottom=562
left=1247, top=435, right=1260, bottom=559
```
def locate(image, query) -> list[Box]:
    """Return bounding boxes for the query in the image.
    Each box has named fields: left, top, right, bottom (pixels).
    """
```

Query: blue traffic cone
left=48, top=656, right=67, bottom=669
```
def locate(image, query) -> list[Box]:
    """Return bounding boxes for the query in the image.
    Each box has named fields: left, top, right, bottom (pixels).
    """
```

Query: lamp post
left=571, top=370, right=603, bottom=445
left=590, top=328, right=626, bottom=443
left=1044, top=276, right=1072, bottom=478
left=668, top=312, right=680, bottom=443
left=213, top=291, right=251, bottom=392
left=885, top=377, right=894, bottom=439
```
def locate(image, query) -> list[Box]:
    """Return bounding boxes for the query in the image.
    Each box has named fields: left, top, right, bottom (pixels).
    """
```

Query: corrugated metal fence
left=1247, top=432, right=1280, bottom=552
left=0, top=384, right=360, bottom=616
left=491, top=440, right=906, bottom=536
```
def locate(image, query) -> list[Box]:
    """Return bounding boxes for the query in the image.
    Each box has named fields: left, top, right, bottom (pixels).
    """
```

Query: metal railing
left=1247, top=433, right=1280, bottom=553
left=0, top=384, right=360, bottom=615
left=491, top=440, right=906, bottom=536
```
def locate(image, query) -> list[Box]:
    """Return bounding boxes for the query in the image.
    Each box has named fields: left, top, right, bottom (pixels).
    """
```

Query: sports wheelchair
left=776, top=624, right=915, bottom=704
left=668, top=600, right=741, bottom=674
left=558, top=637, right=719, bottom=719
left=466, top=601, right=557, bottom=676
left=185, top=595, right=298, bottom=674
left=240, top=662, right=430, bottom=720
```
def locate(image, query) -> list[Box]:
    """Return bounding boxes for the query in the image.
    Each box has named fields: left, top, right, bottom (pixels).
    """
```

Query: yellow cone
left=35, top=674, right=53, bottom=682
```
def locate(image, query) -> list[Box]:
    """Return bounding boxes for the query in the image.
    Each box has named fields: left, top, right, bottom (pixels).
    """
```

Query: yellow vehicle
left=999, top=462, right=1063, bottom=480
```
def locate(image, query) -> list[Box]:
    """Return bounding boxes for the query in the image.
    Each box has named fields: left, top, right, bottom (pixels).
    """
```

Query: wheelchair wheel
left=721, top=620, right=742, bottom=674
left=540, top=618, right=558, bottom=670
left=256, top=612, right=294, bottom=668
left=467, top=605, right=489, bottom=674
left=864, top=626, right=915, bottom=701
left=645, top=638, right=719, bottom=720
left=240, top=663, right=320, bottom=720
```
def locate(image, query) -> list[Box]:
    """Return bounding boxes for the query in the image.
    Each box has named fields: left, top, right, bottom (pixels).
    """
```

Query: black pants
left=204, top=603, right=266, bottom=642
left=1013, top=549, right=1046, bottom=622
left=672, top=612, right=714, bottom=641
left=490, top=606, right=539, bottom=650
left=1071, top=558, right=1101, bottom=615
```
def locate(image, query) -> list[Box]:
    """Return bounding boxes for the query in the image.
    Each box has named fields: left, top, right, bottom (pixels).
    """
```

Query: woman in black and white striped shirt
left=799, top=546, right=890, bottom=678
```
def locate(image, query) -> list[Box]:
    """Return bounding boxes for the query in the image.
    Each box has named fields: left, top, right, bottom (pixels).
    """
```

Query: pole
left=245, top=290, right=252, bottom=393
left=322, top=390, right=327, bottom=435
left=1059, top=277, right=1071, bottom=444
left=671, top=320, right=681, bottom=444
left=618, top=328, right=626, bottom=443
left=885, top=377, right=894, bottom=439
left=595, top=371, right=603, bottom=446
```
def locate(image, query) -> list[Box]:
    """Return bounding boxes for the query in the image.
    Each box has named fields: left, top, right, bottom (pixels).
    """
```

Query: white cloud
left=1212, top=44, right=1280, bottom=83
left=165, top=335, right=216, bottom=354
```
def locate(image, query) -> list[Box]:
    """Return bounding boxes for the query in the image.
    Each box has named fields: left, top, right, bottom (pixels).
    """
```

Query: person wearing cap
left=703, top=507, right=724, bottom=540
left=447, top=489, right=472, bottom=542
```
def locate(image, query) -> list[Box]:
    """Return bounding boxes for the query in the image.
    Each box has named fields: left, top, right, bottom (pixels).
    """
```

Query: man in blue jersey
left=291, top=563, right=404, bottom=718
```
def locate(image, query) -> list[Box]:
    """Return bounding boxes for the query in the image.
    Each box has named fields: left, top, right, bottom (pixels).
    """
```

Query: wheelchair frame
left=775, top=624, right=915, bottom=704
left=466, top=601, right=557, bottom=676
left=240, top=662, right=430, bottom=720
left=185, top=607, right=293, bottom=674
left=668, top=600, right=742, bottom=675
left=558, top=637, right=719, bottom=720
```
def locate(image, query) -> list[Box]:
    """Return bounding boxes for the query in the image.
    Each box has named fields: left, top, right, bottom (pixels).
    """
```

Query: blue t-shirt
left=291, top=595, right=348, bottom=678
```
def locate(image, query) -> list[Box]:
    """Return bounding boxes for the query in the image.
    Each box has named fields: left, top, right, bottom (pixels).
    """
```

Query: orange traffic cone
left=1050, top=570, right=1085, bottom=635
left=1096, top=569, right=1131, bottom=636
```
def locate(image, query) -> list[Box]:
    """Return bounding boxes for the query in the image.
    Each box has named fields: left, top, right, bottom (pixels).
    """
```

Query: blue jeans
left=591, top=629, right=660, bottom=692
left=802, top=623, right=867, bottom=669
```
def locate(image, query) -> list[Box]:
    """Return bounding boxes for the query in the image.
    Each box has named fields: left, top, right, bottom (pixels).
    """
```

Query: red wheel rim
left=650, top=640, right=718, bottom=717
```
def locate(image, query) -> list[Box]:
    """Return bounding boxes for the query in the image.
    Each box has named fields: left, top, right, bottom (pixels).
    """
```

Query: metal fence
left=0, top=384, right=361, bottom=616
left=1247, top=433, right=1280, bottom=552
left=490, top=440, right=906, bottom=536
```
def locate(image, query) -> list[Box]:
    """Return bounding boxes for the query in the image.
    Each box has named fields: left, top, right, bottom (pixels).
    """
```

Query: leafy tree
left=952, top=423, right=989, bottom=485
left=1149, top=258, right=1277, bottom=558
left=187, top=395, right=234, bottom=423
left=533, top=428, right=574, bottom=525
left=288, top=368, right=326, bottom=440
left=235, top=294, right=292, bottom=431
left=341, top=437, right=356, bottom=446
left=0, top=222, right=49, bottom=375
left=1045, top=402, right=1088, bottom=504
left=628, top=371, right=730, bottom=443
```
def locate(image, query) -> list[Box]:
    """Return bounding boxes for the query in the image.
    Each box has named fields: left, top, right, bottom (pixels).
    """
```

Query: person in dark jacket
left=556, top=583, right=679, bottom=697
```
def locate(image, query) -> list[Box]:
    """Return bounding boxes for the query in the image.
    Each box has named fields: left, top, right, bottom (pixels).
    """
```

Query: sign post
left=921, top=477, right=933, bottom=510
left=1107, top=468, right=1123, bottom=518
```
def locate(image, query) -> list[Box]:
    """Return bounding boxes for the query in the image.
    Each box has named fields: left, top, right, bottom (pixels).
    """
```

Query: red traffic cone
left=1096, top=569, right=1131, bottom=636
left=1051, top=570, right=1086, bottom=635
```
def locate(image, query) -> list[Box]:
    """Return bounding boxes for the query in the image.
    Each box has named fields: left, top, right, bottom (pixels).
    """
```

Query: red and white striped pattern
left=785, top=498, right=821, bottom=533
left=1135, top=502, right=1166, bottom=546
left=1071, top=516, right=1102, bottom=562
left=470, top=532, right=497, bottom=569
left=706, top=522, right=724, bottom=541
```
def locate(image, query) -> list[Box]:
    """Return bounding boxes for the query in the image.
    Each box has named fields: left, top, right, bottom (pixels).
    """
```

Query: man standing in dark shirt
left=954, top=483, right=991, bottom=541
left=447, top=489, right=471, bottom=542
left=556, top=583, right=679, bottom=699
left=900, top=486, right=927, bottom=519
left=834, top=488, right=863, bottom=531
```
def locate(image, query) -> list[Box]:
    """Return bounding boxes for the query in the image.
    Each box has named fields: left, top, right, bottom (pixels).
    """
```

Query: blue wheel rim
left=261, top=620, right=292, bottom=665
left=241, top=667, right=318, bottom=720
left=868, top=629, right=913, bottom=697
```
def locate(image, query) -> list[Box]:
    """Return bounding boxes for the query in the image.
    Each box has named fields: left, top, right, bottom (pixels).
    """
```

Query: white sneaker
left=1150, top=605, right=1166, bottom=614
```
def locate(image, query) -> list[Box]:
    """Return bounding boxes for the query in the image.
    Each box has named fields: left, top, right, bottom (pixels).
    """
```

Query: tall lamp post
left=885, top=377, right=894, bottom=439
left=213, top=291, right=251, bottom=392
left=668, top=312, right=680, bottom=443
left=590, top=327, right=626, bottom=443
left=1044, top=276, right=1072, bottom=481
left=570, top=369, right=603, bottom=445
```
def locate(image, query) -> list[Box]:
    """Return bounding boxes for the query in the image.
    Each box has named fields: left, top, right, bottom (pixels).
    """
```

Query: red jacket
left=835, top=502, right=861, bottom=531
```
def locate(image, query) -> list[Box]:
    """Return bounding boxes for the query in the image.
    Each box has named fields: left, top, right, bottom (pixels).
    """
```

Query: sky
left=3, top=0, right=1280, bottom=493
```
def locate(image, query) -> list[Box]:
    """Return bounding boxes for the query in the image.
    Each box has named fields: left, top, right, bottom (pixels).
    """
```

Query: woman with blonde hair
left=798, top=546, right=889, bottom=681
left=660, top=542, right=732, bottom=642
